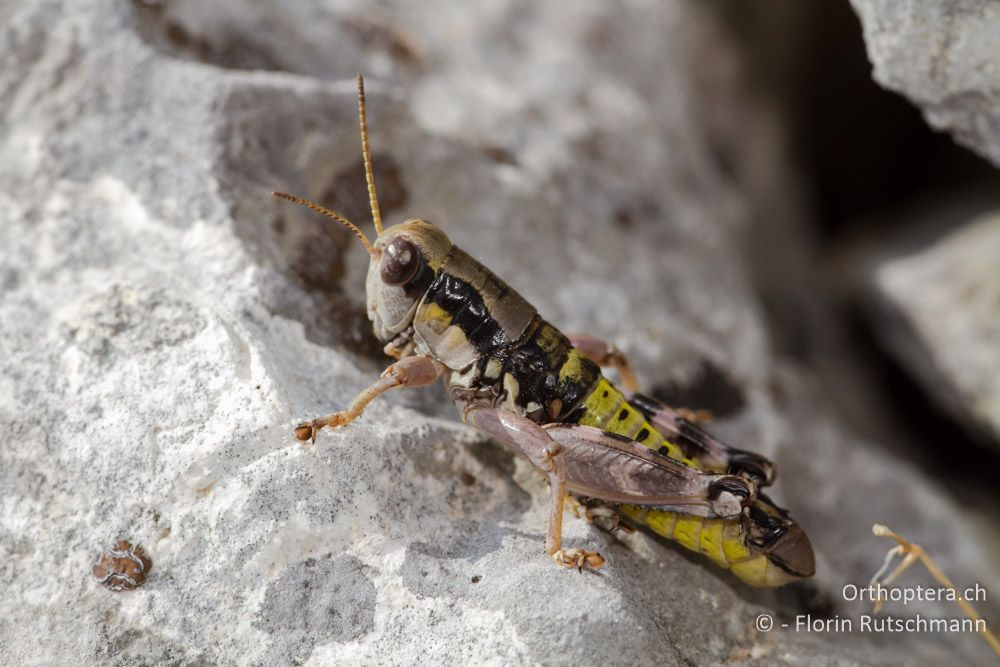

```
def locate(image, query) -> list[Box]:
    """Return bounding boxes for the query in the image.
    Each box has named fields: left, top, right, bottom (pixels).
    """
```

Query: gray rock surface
left=1, top=1, right=998, bottom=665
left=869, top=211, right=1000, bottom=447
left=850, top=0, right=1000, bottom=166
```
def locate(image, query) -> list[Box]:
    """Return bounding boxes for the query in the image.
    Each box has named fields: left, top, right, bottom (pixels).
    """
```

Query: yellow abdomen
left=575, top=378, right=792, bottom=587
left=615, top=505, right=794, bottom=586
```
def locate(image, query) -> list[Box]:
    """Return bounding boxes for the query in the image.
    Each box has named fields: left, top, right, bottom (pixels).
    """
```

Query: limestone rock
left=870, top=212, right=1000, bottom=448
left=1, top=1, right=998, bottom=665
left=850, top=0, right=1000, bottom=166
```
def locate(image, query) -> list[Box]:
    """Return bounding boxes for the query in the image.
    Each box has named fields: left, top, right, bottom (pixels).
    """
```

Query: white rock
left=872, top=212, right=1000, bottom=447
left=850, top=0, right=1000, bottom=166
left=1, top=1, right=998, bottom=665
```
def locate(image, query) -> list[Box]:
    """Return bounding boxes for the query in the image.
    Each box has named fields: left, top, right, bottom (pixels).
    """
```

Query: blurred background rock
left=1, top=1, right=998, bottom=664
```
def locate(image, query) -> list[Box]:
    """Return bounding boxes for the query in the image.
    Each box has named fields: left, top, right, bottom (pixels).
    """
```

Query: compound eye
left=380, top=237, right=420, bottom=286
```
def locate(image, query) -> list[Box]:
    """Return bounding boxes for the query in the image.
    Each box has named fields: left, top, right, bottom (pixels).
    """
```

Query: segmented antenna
left=357, top=74, right=383, bottom=236
left=271, top=191, right=375, bottom=256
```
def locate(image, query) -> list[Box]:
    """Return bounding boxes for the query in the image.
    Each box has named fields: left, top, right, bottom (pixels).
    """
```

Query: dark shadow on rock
left=256, top=555, right=377, bottom=663
left=401, top=522, right=540, bottom=600
left=650, top=359, right=747, bottom=418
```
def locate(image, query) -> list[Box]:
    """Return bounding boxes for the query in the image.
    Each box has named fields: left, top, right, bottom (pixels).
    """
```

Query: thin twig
left=869, top=524, right=999, bottom=659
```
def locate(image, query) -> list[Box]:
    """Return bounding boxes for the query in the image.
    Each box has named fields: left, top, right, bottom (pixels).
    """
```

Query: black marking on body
left=630, top=392, right=715, bottom=458
left=707, top=477, right=750, bottom=501
left=601, top=431, right=636, bottom=445
left=628, top=393, right=661, bottom=420
left=747, top=502, right=787, bottom=548
left=479, top=319, right=600, bottom=424
left=725, top=450, right=773, bottom=484
left=673, top=420, right=715, bottom=459
left=425, top=271, right=509, bottom=353
left=628, top=392, right=774, bottom=482
left=505, top=321, right=600, bottom=424
left=636, top=428, right=650, bottom=442
left=427, top=270, right=600, bottom=424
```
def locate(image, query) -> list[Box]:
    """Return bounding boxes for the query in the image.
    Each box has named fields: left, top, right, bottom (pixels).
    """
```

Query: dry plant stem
left=869, top=524, right=1000, bottom=659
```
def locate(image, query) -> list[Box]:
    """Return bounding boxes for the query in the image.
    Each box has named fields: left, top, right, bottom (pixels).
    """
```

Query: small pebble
left=92, top=540, right=153, bottom=592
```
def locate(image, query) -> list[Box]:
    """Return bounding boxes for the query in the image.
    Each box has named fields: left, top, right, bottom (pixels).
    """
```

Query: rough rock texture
left=850, top=0, right=1000, bottom=167
left=869, top=212, right=1000, bottom=448
left=2, top=1, right=998, bottom=665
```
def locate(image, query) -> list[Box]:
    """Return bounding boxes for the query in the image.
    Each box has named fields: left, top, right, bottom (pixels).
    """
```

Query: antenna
left=357, top=74, right=384, bottom=236
left=271, top=191, right=375, bottom=256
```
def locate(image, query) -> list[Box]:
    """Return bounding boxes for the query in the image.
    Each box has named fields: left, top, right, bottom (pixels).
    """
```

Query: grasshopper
left=274, top=75, right=815, bottom=587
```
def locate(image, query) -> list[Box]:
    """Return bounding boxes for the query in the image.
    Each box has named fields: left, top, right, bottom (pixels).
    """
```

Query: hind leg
left=568, top=334, right=717, bottom=425
left=463, top=407, right=605, bottom=571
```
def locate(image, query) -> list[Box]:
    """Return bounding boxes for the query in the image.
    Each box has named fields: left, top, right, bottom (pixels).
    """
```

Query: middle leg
left=567, top=333, right=640, bottom=394
left=464, top=407, right=606, bottom=571
left=542, top=445, right=607, bottom=571
left=567, top=496, right=635, bottom=535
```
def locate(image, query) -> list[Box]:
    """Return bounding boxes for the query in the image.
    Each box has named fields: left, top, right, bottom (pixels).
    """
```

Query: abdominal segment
left=616, top=505, right=794, bottom=586
left=572, top=376, right=803, bottom=586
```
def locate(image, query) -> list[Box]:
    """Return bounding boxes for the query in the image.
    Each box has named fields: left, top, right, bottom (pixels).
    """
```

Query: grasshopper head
left=364, top=219, right=451, bottom=341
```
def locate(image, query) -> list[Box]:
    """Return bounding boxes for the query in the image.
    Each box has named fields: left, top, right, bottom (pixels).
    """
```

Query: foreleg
left=295, top=355, right=445, bottom=443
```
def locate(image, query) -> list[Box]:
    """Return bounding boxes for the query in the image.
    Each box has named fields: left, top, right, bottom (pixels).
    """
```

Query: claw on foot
left=551, top=548, right=606, bottom=572
left=294, top=423, right=317, bottom=443
left=293, top=412, right=352, bottom=444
